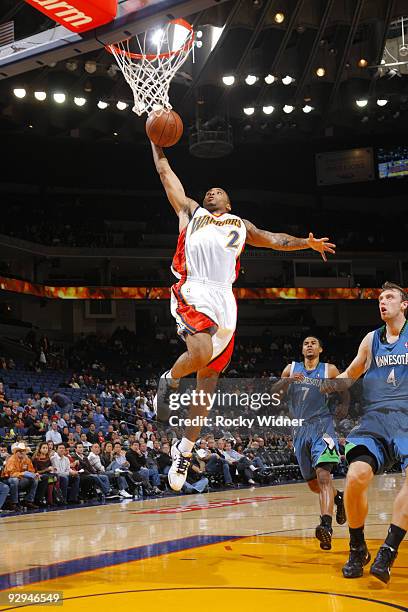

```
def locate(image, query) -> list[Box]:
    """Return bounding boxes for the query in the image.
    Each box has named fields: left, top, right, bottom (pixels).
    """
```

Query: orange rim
left=105, top=18, right=194, bottom=60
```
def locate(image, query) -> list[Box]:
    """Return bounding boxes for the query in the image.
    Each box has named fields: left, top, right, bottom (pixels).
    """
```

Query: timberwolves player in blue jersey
left=336, top=282, right=408, bottom=583
left=281, top=336, right=348, bottom=550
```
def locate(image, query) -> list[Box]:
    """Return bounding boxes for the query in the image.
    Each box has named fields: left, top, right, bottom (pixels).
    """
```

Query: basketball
left=145, top=109, right=183, bottom=147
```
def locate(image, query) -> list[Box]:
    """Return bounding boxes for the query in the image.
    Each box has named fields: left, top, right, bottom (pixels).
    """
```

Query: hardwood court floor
left=0, top=475, right=407, bottom=611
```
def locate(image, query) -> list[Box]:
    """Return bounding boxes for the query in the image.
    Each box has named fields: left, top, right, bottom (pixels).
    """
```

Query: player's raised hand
left=307, top=232, right=336, bottom=262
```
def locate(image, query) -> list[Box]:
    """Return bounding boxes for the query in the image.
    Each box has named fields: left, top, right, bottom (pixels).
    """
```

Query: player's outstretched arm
left=150, top=141, right=197, bottom=220
left=243, top=219, right=336, bottom=262
left=327, top=364, right=350, bottom=419
left=337, top=332, right=374, bottom=383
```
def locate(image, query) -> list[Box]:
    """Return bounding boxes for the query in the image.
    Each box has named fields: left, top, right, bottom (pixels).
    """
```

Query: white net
left=107, top=19, right=194, bottom=116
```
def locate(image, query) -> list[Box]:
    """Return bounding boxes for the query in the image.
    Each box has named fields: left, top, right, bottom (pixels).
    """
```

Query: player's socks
left=334, top=490, right=347, bottom=525
left=178, top=437, right=194, bottom=454
left=315, top=515, right=333, bottom=550
left=384, top=523, right=406, bottom=550
left=369, top=524, right=406, bottom=584
left=342, top=526, right=370, bottom=578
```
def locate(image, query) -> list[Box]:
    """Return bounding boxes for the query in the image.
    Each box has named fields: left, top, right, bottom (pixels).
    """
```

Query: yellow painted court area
left=0, top=477, right=407, bottom=611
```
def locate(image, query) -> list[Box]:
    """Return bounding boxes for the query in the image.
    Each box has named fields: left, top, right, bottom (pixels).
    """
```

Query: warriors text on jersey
left=288, top=361, right=331, bottom=421
left=363, top=321, right=408, bottom=411
left=171, top=207, right=246, bottom=286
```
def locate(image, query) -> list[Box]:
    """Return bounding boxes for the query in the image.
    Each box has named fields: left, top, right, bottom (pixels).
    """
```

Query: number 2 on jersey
left=226, top=230, right=239, bottom=249
left=386, top=368, right=397, bottom=386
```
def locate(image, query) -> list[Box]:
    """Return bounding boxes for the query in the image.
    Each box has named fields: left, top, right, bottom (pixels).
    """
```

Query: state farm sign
left=24, top=0, right=117, bottom=33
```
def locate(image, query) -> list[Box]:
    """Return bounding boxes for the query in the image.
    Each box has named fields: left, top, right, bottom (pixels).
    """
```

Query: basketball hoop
left=106, top=19, right=194, bottom=116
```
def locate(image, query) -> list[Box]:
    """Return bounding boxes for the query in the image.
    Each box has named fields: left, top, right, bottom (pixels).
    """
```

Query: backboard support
left=0, top=0, right=228, bottom=79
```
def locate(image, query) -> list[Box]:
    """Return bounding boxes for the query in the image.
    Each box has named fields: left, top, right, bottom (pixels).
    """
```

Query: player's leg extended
left=155, top=330, right=214, bottom=420
left=307, top=477, right=346, bottom=524
left=310, top=431, right=343, bottom=550
left=370, top=459, right=408, bottom=583
left=171, top=330, right=215, bottom=379
left=168, top=366, right=219, bottom=492
left=342, top=457, right=375, bottom=578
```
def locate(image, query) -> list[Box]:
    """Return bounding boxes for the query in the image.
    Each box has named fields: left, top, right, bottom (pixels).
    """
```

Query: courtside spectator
left=2, top=442, right=39, bottom=509
left=51, top=443, right=80, bottom=504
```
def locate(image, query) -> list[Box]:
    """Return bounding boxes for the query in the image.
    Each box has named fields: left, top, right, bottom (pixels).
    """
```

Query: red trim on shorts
left=172, top=280, right=217, bottom=335
left=208, top=333, right=235, bottom=373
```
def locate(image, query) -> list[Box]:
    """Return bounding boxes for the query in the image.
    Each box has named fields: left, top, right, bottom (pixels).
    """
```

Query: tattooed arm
left=243, top=219, right=336, bottom=262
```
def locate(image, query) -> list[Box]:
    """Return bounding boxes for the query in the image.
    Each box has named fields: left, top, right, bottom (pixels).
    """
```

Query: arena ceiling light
left=53, top=92, right=66, bottom=103
left=245, top=74, right=257, bottom=85
left=356, top=99, right=368, bottom=108
left=34, top=91, right=46, bottom=101
left=282, top=75, right=294, bottom=85
left=13, top=88, right=26, bottom=98
left=243, top=107, right=255, bottom=116
left=358, top=58, right=368, bottom=68
left=283, top=104, right=294, bottom=113
left=302, top=104, right=313, bottom=113
left=222, top=75, right=235, bottom=86
left=376, top=99, right=388, bottom=107
left=116, top=101, right=128, bottom=110
left=264, top=74, right=275, bottom=84
left=151, top=29, right=164, bottom=45
left=74, top=97, right=86, bottom=107
left=262, top=105, right=274, bottom=114
left=97, top=100, right=108, bottom=109
left=274, top=12, right=285, bottom=23
left=315, top=67, right=326, bottom=77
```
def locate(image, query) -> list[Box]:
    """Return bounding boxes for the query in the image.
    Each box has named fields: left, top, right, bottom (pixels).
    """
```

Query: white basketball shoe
left=168, top=441, right=192, bottom=491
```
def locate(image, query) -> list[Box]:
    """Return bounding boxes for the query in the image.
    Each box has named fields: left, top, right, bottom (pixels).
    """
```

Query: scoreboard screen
left=378, top=145, right=408, bottom=179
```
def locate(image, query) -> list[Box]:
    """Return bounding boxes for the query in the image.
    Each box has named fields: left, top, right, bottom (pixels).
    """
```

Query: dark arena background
left=0, top=1, right=407, bottom=610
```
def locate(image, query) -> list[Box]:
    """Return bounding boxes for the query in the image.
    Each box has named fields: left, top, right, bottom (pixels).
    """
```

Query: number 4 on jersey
left=387, top=368, right=397, bottom=386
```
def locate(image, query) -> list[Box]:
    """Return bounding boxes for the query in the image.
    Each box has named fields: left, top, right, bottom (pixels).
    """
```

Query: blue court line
left=0, top=535, right=241, bottom=591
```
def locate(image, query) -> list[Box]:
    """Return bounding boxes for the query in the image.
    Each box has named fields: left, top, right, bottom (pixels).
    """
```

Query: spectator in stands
left=46, top=421, right=62, bottom=445
left=73, top=442, right=111, bottom=497
left=205, top=439, right=234, bottom=488
left=93, top=406, right=108, bottom=430
left=46, top=440, right=56, bottom=458
left=138, top=442, right=162, bottom=493
left=86, top=423, right=100, bottom=444
left=125, top=441, right=155, bottom=495
left=32, top=442, right=56, bottom=505
left=88, top=442, right=129, bottom=497
left=2, top=442, right=39, bottom=509
left=183, top=454, right=209, bottom=494
left=255, top=438, right=274, bottom=467
left=223, top=441, right=256, bottom=485
left=0, top=406, right=14, bottom=430
left=78, top=433, right=91, bottom=451
left=101, top=442, right=114, bottom=468
left=51, top=443, right=80, bottom=503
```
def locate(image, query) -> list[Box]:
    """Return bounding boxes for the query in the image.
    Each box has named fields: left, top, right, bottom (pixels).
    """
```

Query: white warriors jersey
left=171, top=207, right=247, bottom=286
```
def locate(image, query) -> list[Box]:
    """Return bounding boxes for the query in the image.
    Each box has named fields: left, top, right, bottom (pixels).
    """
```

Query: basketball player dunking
left=150, top=142, right=336, bottom=492
left=281, top=336, right=349, bottom=550
left=334, top=282, right=408, bottom=583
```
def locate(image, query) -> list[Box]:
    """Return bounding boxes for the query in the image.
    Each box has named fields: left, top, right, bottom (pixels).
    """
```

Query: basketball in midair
left=146, top=109, right=183, bottom=147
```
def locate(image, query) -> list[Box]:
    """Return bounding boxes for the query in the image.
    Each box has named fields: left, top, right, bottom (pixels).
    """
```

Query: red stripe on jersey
left=172, top=227, right=187, bottom=279
left=208, top=333, right=235, bottom=373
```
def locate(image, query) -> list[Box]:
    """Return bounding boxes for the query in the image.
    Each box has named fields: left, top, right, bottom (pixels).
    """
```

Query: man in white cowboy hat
left=2, top=442, right=40, bottom=509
